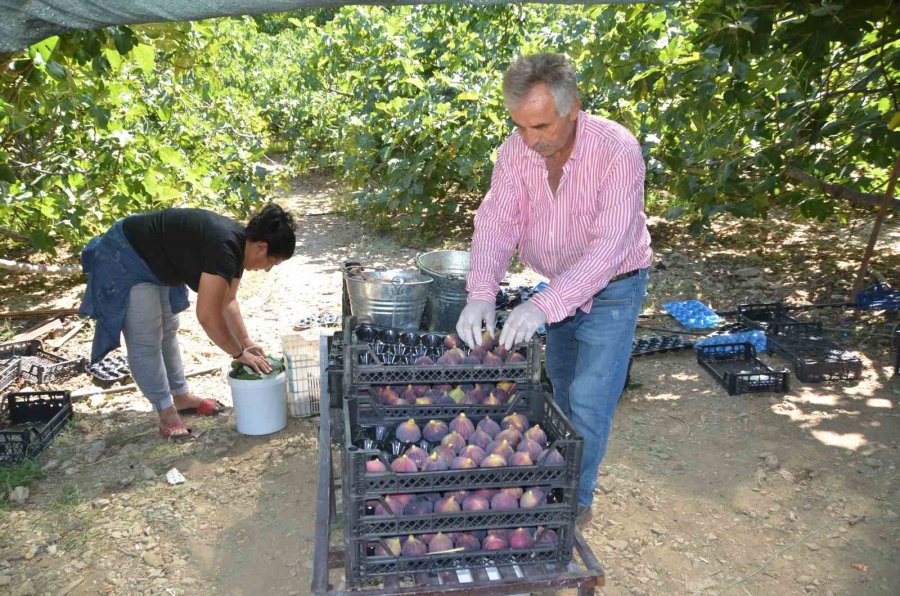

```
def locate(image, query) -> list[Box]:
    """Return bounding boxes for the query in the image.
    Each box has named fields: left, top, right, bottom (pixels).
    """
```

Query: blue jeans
left=545, top=269, right=648, bottom=507
left=122, top=283, right=190, bottom=412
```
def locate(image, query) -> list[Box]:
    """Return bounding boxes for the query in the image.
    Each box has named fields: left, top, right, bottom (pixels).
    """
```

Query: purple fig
left=482, top=394, right=502, bottom=406
left=462, top=495, right=490, bottom=511
left=372, top=536, right=401, bottom=556
left=428, top=532, right=455, bottom=553
left=414, top=356, right=434, bottom=366
left=414, top=396, right=433, bottom=405
left=374, top=496, right=404, bottom=516
left=466, top=388, right=486, bottom=403
left=449, top=413, right=475, bottom=439
left=469, top=347, right=487, bottom=362
left=412, top=384, right=429, bottom=396
left=442, top=334, right=463, bottom=350
left=471, top=488, right=498, bottom=500
left=381, top=386, right=400, bottom=403
left=480, top=330, right=499, bottom=351
left=509, top=451, right=533, bottom=467
left=460, top=393, right=480, bottom=405
left=436, top=352, right=459, bottom=366
left=489, top=388, right=509, bottom=404
left=482, top=352, right=503, bottom=366
left=436, top=392, right=457, bottom=406
left=450, top=456, right=477, bottom=470
left=401, top=535, right=427, bottom=557
left=421, top=452, right=448, bottom=472
left=440, top=431, right=466, bottom=454
left=468, top=429, right=492, bottom=450
left=434, top=496, right=461, bottom=513
left=524, top=425, right=547, bottom=445
left=540, top=448, right=565, bottom=466
left=476, top=416, right=501, bottom=438
left=482, top=534, right=508, bottom=551
left=404, top=498, right=433, bottom=515
left=535, top=528, right=559, bottom=544
left=487, top=528, right=509, bottom=538
left=434, top=383, right=453, bottom=392
left=486, top=439, right=515, bottom=461
left=506, top=352, right=526, bottom=364
left=423, top=389, right=444, bottom=402
left=480, top=453, right=507, bottom=468
left=495, top=428, right=522, bottom=448
left=501, top=413, right=529, bottom=433
left=517, top=438, right=543, bottom=461
left=447, top=347, right=466, bottom=362
left=519, top=488, right=545, bottom=508
left=490, top=491, right=519, bottom=510
left=430, top=445, right=455, bottom=466
left=400, top=385, right=418, bottom=402
left=404, top=445, right=428, bottom=468
left=421, top=492, right=440, bottom=503
left=492, top=346, right=509, bottom=360
left=459, top=444, right=485, bottom=465
left=392, top=494, right=414, bottom=507
left=443, top=490, right=468, bottom=501
left=391, top=455, right=418, bottom=473
left=395, top=419, right=421, bottom=443
left=366, top=458, right=386, bottom=473
left=454, top=533, right=481, bottom=551
left=461, top=355, right=481, bottom=365
left=508, top=527, right=534, bottom=549
left=422, top=420, right=449, bottom=442
left=499, top=487, right=523, bottom=499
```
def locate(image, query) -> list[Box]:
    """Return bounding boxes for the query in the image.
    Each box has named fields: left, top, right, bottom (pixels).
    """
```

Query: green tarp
left=0, top=0, right=650, bottom=52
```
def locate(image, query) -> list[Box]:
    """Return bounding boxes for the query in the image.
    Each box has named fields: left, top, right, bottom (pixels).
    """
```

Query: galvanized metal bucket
left=343, top=266, right=432, bottom=330
left=415, top=250, right=471, bottom=333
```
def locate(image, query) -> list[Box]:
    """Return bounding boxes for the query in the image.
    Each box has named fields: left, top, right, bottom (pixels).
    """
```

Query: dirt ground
left=0, top=172, right=898, bottom=596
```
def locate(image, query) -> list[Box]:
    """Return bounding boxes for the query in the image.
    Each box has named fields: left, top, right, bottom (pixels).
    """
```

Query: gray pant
left=122, top=283, right=190, bottom=412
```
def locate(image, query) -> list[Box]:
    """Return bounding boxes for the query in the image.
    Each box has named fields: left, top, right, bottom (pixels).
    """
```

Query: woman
left=80, top=204, right=296, bottom=440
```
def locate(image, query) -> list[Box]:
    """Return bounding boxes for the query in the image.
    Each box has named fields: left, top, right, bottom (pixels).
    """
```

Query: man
left=456, top=53, right=652, bottom=528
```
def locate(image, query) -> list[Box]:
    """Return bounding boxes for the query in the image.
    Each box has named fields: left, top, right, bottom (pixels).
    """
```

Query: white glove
left=456, top=299, right=497, bottom=349
left=498, top=301, right=546, bottom=350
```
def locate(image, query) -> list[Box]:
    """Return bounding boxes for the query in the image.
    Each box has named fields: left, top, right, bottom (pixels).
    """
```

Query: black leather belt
left=609, top=269, right=639, bottom=283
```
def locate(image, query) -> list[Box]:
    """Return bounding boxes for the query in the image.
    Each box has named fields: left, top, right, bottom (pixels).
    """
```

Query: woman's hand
left=236, top=348, right=272, bottom=374
left=243, top=340, right=266, bottom=358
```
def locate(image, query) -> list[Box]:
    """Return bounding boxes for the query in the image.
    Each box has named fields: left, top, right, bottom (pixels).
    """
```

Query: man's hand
left=498, top=301, right=546, bottom=350
left=456, top=299, right=497, bottom=348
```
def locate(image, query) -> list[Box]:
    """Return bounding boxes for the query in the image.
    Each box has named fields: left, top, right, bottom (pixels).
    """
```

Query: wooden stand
left=311, top=337, right=605, bottom=596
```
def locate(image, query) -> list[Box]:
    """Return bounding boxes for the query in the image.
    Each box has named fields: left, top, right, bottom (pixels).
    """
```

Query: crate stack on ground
left=0, top=340, right=83, bottom=464
left=337, top=321, right=583, bottom=588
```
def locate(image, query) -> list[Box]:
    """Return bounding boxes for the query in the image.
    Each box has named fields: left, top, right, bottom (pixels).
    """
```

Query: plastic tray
left=0, top=340, right=87, bottom=384
left=696, top=343, right=789, bottom=396
left=662, top=300, right=724, bottom=329
left=346, top=524, right=573, bottom=586
left=0, top=390, right=72, bottom=464
left=88, top=354, right=131, bottom=383
left=342, top=391, right=582, bottom=498
left=737, top=302, right=798, bottom=331
left=694, top=330, right=767, bottom=353
left=631, top=335, right=694, bottom=357
left=766, top=322, right=863, bottom=383
left=856, top=282, right=900, bottom=310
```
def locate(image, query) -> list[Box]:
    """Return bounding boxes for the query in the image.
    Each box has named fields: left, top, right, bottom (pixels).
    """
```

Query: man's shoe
left=575, top=505, right=594, bottom=530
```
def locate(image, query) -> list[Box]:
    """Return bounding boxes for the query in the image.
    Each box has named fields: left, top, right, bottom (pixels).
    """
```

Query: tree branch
left=784, top=167, right=900, bottom=211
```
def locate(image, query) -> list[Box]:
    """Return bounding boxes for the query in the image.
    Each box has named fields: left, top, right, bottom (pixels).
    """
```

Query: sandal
left=160, top=420, right=203, bottom=442
left=177, top=398, right=228, bottom=417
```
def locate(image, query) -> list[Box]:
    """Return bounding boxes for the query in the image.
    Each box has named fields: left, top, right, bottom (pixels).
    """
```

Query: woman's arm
left=221, top=278, right=263, bottom=357
left=196, top=273, right=270, bottom=372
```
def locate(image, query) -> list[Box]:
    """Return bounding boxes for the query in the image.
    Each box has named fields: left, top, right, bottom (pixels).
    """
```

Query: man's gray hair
left=502, top=53, right=580, bottom=117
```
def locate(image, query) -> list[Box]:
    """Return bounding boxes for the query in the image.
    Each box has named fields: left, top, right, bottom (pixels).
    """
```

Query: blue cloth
left=545, top=268, right=648, bottom=507
left=79, top=221, right=189, bottom=364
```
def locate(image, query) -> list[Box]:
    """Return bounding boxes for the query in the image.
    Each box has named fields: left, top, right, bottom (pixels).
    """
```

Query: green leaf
left=158, top=146, right=184, bottom=167
left=131, top=43, right=155, bottom=73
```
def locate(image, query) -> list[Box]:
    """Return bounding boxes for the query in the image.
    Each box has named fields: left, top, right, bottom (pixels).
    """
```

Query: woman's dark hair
left=246, top=203, right=296, bottom=259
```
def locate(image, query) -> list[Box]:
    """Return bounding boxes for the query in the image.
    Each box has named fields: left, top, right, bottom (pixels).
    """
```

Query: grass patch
left=0, top=458, right=45, bottom=504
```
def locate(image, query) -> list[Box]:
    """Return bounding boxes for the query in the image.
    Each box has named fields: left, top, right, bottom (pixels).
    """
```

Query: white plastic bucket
left=228, top=372, right=287, bottom=435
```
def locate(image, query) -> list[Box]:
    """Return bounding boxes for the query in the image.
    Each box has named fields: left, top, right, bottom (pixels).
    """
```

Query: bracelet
left=232, top=345, right=245, bottom=360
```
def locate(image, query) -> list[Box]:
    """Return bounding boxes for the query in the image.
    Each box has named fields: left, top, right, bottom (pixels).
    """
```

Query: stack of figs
left=366, top=525, right=560, bottom=558
left=361, top=412, right=565, bottom=475
left=353, top=326, right=527, bottom=367
left=372, top=381, right=519, bottom=407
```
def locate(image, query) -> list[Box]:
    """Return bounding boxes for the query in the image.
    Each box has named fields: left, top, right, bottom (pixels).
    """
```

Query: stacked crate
left=338, top=321, right=583, bottom=587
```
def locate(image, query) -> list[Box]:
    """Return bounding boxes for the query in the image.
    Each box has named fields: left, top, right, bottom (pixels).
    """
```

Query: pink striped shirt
left=466, top=111, right=653, bottom=324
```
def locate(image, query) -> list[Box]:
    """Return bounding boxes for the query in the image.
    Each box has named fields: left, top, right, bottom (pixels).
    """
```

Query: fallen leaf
left=850, top=562, right=869, bottom=572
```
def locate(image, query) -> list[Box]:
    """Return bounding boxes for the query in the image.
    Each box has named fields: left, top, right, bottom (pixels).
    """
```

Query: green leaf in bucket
left=229, top=355, right=285, bottom=380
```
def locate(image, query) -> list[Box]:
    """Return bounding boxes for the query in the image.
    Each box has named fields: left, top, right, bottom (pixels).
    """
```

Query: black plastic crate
left=326, top=331, right=344, bottom=410
left=342, top=390, right=582, bottom=498
left=766, top=322, right=863, bottom=383
left=737, top=302, right=798, bottom=331
left=346, top=524, right=573, bottom=586
left=343, top=328, right=541, bottom=389
left=0, top=359, right=21, bottom=393
left=697, top=343, right=789, bottom=396
left=0, top=340, right=86, bottom=384
left=0, top=391, right=72, bottom=464
left=632, top=335, right=694, bottom=357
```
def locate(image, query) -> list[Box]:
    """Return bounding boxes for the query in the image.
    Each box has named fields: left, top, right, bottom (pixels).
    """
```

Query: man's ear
left=569, top=98, right=581, bottom=121
left=256, top=241, right=269, bottom=255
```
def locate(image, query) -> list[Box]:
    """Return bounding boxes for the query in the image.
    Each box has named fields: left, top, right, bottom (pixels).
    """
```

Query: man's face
left=509, top=83, right=579, bottom=161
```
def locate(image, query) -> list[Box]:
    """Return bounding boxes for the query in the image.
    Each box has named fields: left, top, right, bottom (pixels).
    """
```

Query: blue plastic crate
left=695, top=330, right=767, bottom=353
left=856, top=283, right=900, bottom=310
left=662, top=300, right=725, bottom=330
